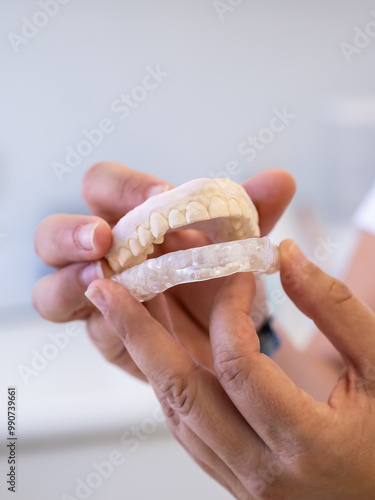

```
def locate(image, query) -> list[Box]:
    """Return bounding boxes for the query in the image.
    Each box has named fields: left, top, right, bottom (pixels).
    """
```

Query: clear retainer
left=112, top=236, right=280, bottom=302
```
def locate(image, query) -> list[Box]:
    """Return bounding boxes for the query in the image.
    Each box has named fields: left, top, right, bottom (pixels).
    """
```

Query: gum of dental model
left=113, top=237, right=280, bottom=302
left=106, top=177, right=260, bottom=273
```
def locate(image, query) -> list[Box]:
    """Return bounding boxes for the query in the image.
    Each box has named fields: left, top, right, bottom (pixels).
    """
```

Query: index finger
left=82, top=162, right=173, bottom=223
left=280, top=240, right=375, bottom=382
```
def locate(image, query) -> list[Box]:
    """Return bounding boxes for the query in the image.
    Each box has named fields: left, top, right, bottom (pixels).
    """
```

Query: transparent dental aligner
left=112, top=236, right=280, bottom=302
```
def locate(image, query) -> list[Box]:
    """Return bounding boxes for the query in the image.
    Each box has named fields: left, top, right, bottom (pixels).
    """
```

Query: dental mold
left=106, top=178, right=260, bottom=273
left=106, top=177, right=279, bottom=301
left=113, top=236, right=280, bottom=302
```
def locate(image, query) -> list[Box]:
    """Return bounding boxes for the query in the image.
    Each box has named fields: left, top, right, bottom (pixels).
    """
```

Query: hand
left=33, top=162, right=296, bottom=380
left=84, top=241, right=375, bottom=499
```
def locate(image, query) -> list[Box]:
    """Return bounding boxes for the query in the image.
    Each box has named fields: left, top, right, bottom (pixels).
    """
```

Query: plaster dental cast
left=106, top=178, right=279, bottom=301
left=33, top=163, right=375, bottom=499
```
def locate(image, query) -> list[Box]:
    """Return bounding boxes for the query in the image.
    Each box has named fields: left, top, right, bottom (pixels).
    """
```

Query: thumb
left=280, top=239, right=375, bottom=381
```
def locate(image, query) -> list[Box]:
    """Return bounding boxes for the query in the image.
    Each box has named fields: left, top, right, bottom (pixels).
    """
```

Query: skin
left=84, top=243, right=375, bottom=499
left=276, top=231, right=375, bottom=403
left=33, top=162, right=296, bottom=380
left=344, top=231, right=375, bottom=313
left=33, top=163, right=375, bottom=498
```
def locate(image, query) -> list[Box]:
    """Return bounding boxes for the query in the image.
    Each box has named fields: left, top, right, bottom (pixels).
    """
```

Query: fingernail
left=80, top=261, right=104, bottom=287
left=76, top=222, right=99, bottom=251
left=145, top=184, right=170, bottom=199
left=85, top=287, right=107, bottom=313
left=288, top=241, right=310, bottom=268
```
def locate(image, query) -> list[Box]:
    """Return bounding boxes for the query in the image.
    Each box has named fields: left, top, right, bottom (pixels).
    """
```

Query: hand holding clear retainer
left=105, top=178, right=280, bottom=302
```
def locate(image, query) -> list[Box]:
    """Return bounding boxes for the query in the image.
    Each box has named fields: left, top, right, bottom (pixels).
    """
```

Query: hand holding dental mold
left=85, top=242, right=375, bottom=499
left=33, top=162, right=295, bottom=379
left=33, top=164, right=375, bottom=497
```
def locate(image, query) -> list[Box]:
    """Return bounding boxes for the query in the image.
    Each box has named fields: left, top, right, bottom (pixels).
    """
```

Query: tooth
left=137, top=226, right=152, bottom=247
left=208, top=197, right=230, bottom=218
left=146, top=244, right=154, bottom=254
left=108, top=257, right=119, bottom=273
left=236, top=227, right=246, bottom=238
left=119, top=247, right=132, bottom=263
left=231, top=219, right=242, bottom=230
left=186, top=201, right=209, bottom=224
left=168, top=209, right=186, bottom=229
left=129, top=238, right=142, bottom=256
left=240, top=199, right=252, bottom=219
left=150, top=212, right=169, bottom=239
left=154, top=235, right=164, bottom=244
left=228, top=199, right=242, bottom=217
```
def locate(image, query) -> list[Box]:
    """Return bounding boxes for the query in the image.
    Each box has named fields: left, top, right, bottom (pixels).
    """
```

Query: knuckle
left=327, top=279, right=353, bottom=306
left=81, top=162, right=112, bottom=207
left=157, top=365, right=199, bottom=418
left=114, top=171, right=148, bottom=213
left=114, top=171, right=132, bottom=210
left=82, top=162, right=143, bottom=216
left=214, top=348, right=250, bottom=388
left=82, top=162, right=106, bottom=193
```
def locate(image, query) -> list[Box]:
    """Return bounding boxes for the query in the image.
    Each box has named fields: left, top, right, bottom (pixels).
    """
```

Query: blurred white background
left=1, top=1, right=374, bottom=499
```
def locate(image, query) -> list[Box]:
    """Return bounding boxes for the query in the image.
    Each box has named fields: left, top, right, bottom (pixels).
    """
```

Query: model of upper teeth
left=106, top=178, right=280, bottom=301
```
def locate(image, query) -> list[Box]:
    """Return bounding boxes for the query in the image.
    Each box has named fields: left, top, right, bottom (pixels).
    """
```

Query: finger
left=82, top=162, right=173, bottom=223
left=35, top=215, right=112, bottom=268
left=169, top=168, right=295, bottom=331
left=154, top=391, right=249, bottom=499
left=166, top=293, right=215, bottom=370
left=84, top=279, right=265, bottom=477
left=210, top=272, right=317, bottom=448
left=280, top=240, right=375, bottom=381
left=32, top=260, right=107, bottom=322
left=144, top=293, right=176, bottom=337
left=88, top=294, right=175, bottom=382
left=242, top=169, right=296, bottom=236
left=87, top=295, right=177, bottom=382
left=86, top=312, right=147, bottom=381
left=161, top=229, right=231, bottom=334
